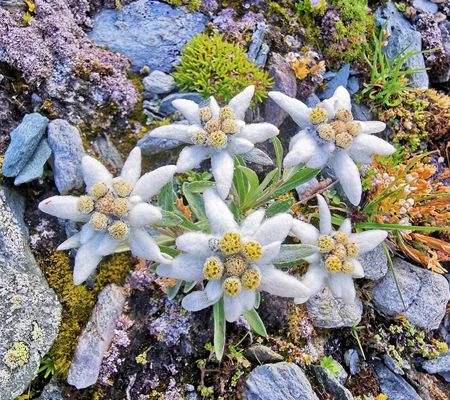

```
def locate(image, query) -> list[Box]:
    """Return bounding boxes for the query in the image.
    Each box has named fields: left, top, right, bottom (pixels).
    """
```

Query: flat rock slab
left=0, top=186, right=61, bottom=400
left=67, top=284, right=126, bottom=389
left=306, top=286, right=363, bottom=328
left=421, top=351, right=450, bottom=382
left=2, top=113, right=49, bottom=177
left=14, top=138, right=51, bottom=185
left=47, top=119, right=85, bottom=194
left=371, top=258, right=449, bottom=330
left=359, top=245, right=388, bottom=280
left=89, top=0, right=209, bottom=72
left=244, top=362, right=318, bottom=400
left=312, top=366, right=352, bottom=400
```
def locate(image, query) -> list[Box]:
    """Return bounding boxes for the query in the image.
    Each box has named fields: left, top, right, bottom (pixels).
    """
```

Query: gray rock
left=248, top=22, right=269, bottom=66
left=14, top=138, right=51, bottom=185
left=47, top=120, right=85, bottom=194
left=143, top=70, right=176, bottom=96
left=347, top=76, right=360, bottom=95
left=67, top=284, right=126, bottom=389
left=38, top=378, right=63, bottom=400
left=318, top=64, right=350, bottom=100
left=373, top=360, right=421, bottom=400
left=305, top=94, right=320, bottom=108
left=89, top=0, right=209, bottom=72
left=242, top=148, right=274, bottom=166
left=344, top=349, right=364, bottom=375
left=244, top=362, right=319, bottom=400
left=0, top=186, right=61, bottom=400
left=351, top=103, right=373, bottom=122
left=245, top=344, right=284, bottom=364
left=138, top=121, right=189, bottom=156
left=159, top=92, right=204, bottom=116
left=2, top=113, right=49, bottom=177
left=92, top=135, right=123, bottom=171
left=264, top=53, right=297, bottom=127
left=306, top=286, right=363, bottom=328
left=359, top=245, right=388, bottom=280
left=413, top=0, right=438, bottom=13
left=312, top=366, right=352, bottom=400
left=421, top=352, right=450, bottom=382
left=383, top=354, right=405, bottom=375
left=371, top=258, right=449, bottom=330
left=376, top=2, right=429, bottom=88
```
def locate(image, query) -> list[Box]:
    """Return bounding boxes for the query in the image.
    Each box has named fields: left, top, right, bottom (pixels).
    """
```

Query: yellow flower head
left=219, top=232, right=242, bottom=255
left=241, top=268, right=261, bottom=290
left=335, top=108, right=353, bottom=122
left=317, top=123, right=335, bottom=142
left=90, top=182, right=109, bottom=199
left=113, top=180, right=133, bottom=198
left=95, top=195, right=115, bottom=214
left=332, top=243, right=347, bottom=260
left=90, top=212, right=108, bottom=231
left=113, top=198, right=129, bottom=216
left=242, top=241, right=263, bottom=262
left=219, top=106, right=235, bottom=121
left=318, top=235, right=335, bottom=253
left=108, top=221, right=129, bottom=241
left=77, top=196, right=94, bottom=214
left=346, top=242, right=359, bottom=258
left=325, top=255, right=342, bottom=273
left=199, top=106, right=212, bottom=122
left=342, top=261, right=354, bottom=275
left=223, top=276, right=242, bottom=296
left=346, top=121, right=361, bottom=136
left=207, top=131, right=228, bottom=149
left=205, top=118, right=222, bottom=133
left=310, top=107, right=328, bottom=124
left=221, top=118, right=238, bottom=134
left=335, top=132, right=353, bottom=148
left=203, top=256, right=224, bottom=280
left=192, top=129, right=209, bottom=145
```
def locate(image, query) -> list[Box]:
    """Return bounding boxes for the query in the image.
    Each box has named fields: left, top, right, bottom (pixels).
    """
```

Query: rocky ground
left=0, top=0, right=449, bottom=399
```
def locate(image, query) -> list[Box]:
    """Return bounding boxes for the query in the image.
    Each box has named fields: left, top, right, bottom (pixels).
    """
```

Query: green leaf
left=243, top=309, right=267, bottom=337
left=167, top=280, right=182, bottom=300
left=213, top=299, right=226, bottom=361
left=183, top=182, right=207, bottom=221
left=158, top=182, right=175, bottom=211
left=270, top=168, right=320, bottom=199
left=273, top=244, right=318, bottom=268
left=265, top=198, right=294, bottom=217
left=354, top=222, right=446, bottom=232
left=254, top=291, right=261, bottom=309
left=237, top=165, right=260, bottom=193
left=383, top=243, right=406, bottom=310
left=184, top=180, right=214, bottom=193
left=158, top=245, right=180, bottom=257
left=153, top=210, right=183, bottom=227
left=183, top=281, right=197, bottom=293
left=271, top=136, right=283, bottom=172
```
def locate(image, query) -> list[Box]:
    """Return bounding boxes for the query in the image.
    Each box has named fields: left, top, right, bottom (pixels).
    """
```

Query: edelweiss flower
left=292, top=195, right=387, bottom=304
left=157, top=188, right=311, bottom=322
left=150, top=86, right=279, bottom=199
left=268, top=86, right=396, bottom=205
left=39, top=147, right=175, bottom=284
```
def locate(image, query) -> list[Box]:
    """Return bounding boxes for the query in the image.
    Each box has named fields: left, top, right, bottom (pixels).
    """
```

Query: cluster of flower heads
left=39, top=85, right=392, bottom=322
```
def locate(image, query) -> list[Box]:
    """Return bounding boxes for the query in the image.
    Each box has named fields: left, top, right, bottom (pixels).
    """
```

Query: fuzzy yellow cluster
left=202, top=231, right=264, bottom=296
left=314, top=108, right=361, bottom=148
left=192, top=105, right=238, bottom=149
left=77, top=179, right=133, bottom=241
left=318, top=233, right=359, bottom=274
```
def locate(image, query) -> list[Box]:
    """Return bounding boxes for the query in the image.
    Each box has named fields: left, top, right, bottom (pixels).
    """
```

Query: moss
left=161, top=0, right=201, bottom=12
left=93, top=252, right=136, bottom=294
left=173, top=33, right=273, bottom=104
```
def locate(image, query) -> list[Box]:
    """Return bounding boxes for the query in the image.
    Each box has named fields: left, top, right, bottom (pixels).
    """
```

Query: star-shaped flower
left=156, top=188, right=311, bottom=322
left=292, top=195, right=387, bottom=304
left=268, top=86, right=396, bottom=205
left=39, top=147, right=176, bottom=284
left=150, top=86, right=279, bottom=199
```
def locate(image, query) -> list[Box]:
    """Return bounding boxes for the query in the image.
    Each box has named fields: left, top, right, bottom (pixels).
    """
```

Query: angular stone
left=2, top=113, right=49, bottom=177
left=0, top=185, right=61, bottom=399
left=245, top=344, right=284, bottom=364
left=373, top=360, right=421, bottom=400
left=143, top=70, right=176, bottom=96
left=318, top=64, right=350, bottom=100
left=306, top=286, right=363, bottom=328
left=159, top=92, right=205, bottom=116
left=89, top=0, right=209, bottom=72
left=264, top=53, right=297, bottom=127
left=421, top=352, right=450, bottom=382
left=413, top=0, right=438, bottom=13
left=92, top=135, right=123, bottom=172
left=359, top=245, right=388, bottom=280
left=376, top=2, right=429, bottom=88
left=14, top=138, right=51, bottom=185
left=67, top=284, right=126, bottom=389
left=371, top=258, right=449, bottom=330
left=248, top=22, right=268, bottom=66
left=47, top=119, right=85, bottom=194
left=244, top=362, right=319, bottom=400
left=312, top=366, right=352, bottom=400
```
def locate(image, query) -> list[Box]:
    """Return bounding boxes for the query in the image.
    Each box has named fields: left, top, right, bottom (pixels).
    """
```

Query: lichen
left=173, top=33, right=273, bottom=103
left=3, top=342, right=29, bottom=370
left=161, top=0, right=201, bottom=12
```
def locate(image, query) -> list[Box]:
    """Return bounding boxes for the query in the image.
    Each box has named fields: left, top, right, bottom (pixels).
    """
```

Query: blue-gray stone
left=2, top=113, right=49, bottom=177
left=376, top=2, right=429, bottom=88
left=347, top=76, right=360, bottom=95
left=159, top=92, right=204, bottom=116
left=47, top=119, right=85, bottom=194
left=89, top=0, right=209, bottom=72
left=143, top=70, right=176, bottom=96
left=371, top=258, right=449, bottom=330
left=245, top=362, right=319, bottom=400
left=14, top=138, right=51, bottom=185
left=312, top=366, right=352, bottom=400
left=358, top=245, right=388, bottom=280
left=318, top=64, right=350, bottom=100
left=421, top=352, right=450, bottom=382
left=373, top=360, right=421, bottom=400
left=248, top=22, right=269, bottom=66
left=138, top=124, right=185, bottom=156
left=413, top=0, right=438, bottom=13
left=255, top=43, right=270, bottom=67
left=305, top=94, right=320, bottom=108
